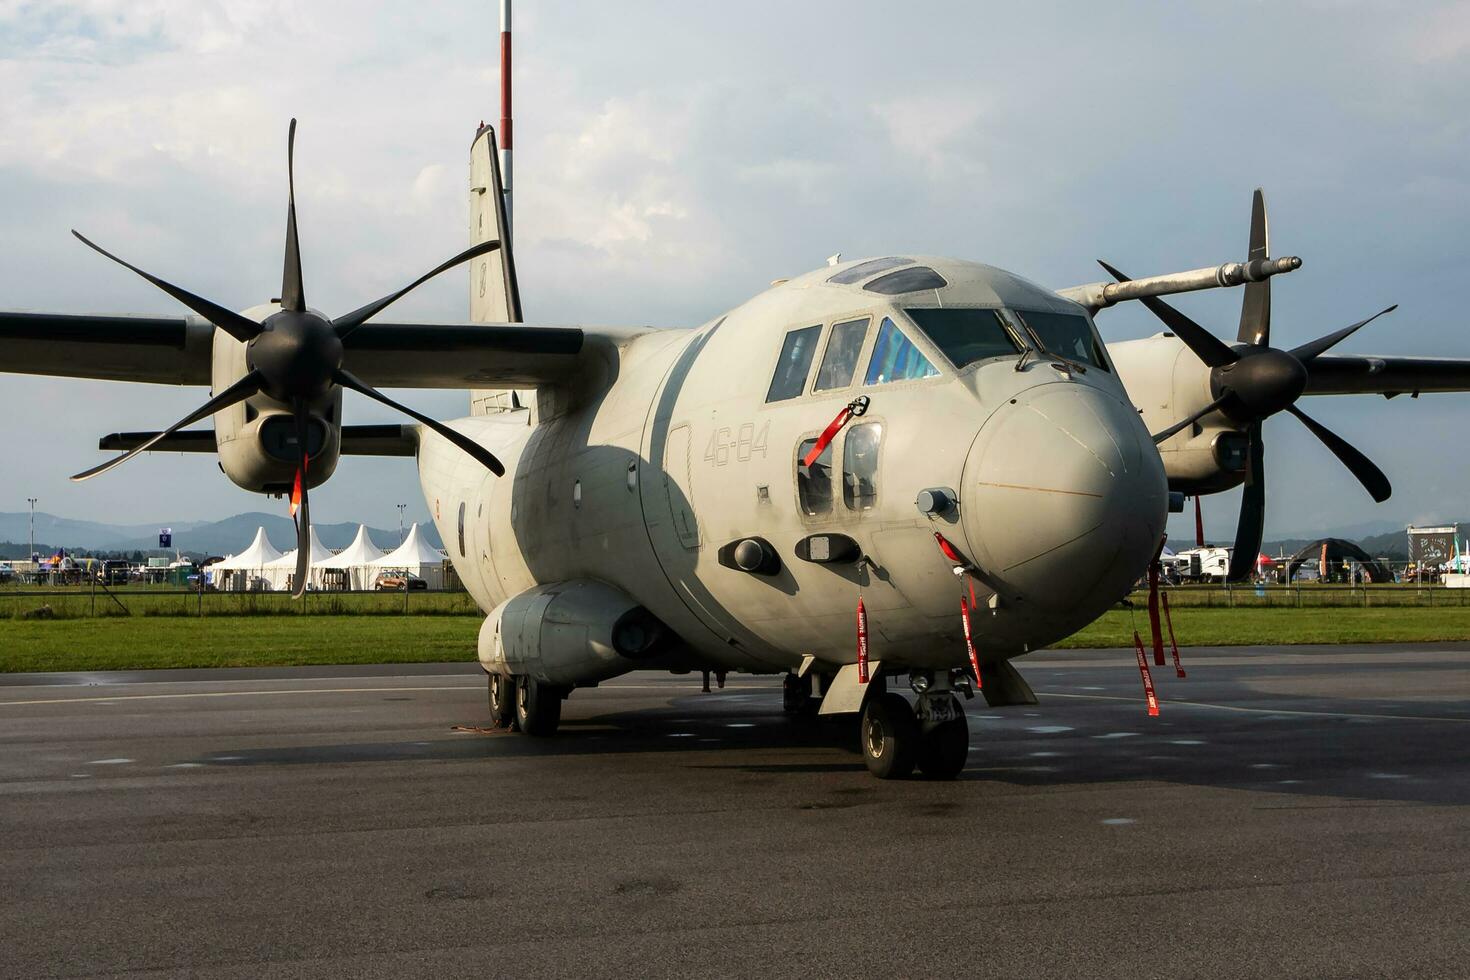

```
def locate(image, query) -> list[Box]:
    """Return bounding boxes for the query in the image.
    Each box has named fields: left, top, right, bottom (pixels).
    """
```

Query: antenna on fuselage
left=499, top=0, right=514, bottom=246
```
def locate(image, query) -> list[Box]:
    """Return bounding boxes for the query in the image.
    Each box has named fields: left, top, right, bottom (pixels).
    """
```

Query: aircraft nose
left=961, top=383, right=1167, bottom=614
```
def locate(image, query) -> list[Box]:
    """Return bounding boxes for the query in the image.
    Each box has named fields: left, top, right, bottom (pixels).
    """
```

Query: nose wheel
left=859, top=688, right=969, bottom=780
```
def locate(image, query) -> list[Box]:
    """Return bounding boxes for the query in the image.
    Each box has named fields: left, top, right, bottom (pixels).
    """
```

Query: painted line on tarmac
left=0, top=686, right=479, bottom=706
left=0, top=683, right=769, bottom=707
left=1037, top=690, right=1470, bottom=725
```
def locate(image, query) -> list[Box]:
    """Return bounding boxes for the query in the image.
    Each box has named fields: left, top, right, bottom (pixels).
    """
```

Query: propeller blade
left=1237, top=188, right=1271, bottom=346
left=1288, top=305, right=1398, bottom=363
left=1151, top=393, right=1232, bottom=444
left=72, top=231, right=262, bottom=343
left=333, top=240, right=502, bottom=340
left=1098, top=260, right=1239, bottom=368
left=1286, top=405, right=1392, bottom=503
left=281, top=118, right=306, bottom=313
left=1227, top=422, right=1266, bottom=581
left=71, top=371, right=264, bottom=481
left=290, top=402, right=312, bottom=599
left=332, top=367, right=505, bottom=475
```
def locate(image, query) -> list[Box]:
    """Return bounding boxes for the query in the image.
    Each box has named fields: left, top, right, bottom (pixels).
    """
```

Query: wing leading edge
left=0, top=313, right=623, bottom=390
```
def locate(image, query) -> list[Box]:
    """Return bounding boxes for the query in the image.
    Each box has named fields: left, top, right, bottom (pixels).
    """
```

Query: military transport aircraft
left=5, top=115, right=1470, bottom=780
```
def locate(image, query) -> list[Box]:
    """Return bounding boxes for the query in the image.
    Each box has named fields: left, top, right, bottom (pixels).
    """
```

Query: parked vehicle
left=0, top=562, right=13, bottom=584
left=374, top=570, right=427, bottom=591
left=97, top=559, right=131, bottom=585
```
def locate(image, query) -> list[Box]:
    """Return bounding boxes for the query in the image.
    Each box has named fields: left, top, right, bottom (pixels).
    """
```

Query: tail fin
left=468, top=124, right=527, bottom=415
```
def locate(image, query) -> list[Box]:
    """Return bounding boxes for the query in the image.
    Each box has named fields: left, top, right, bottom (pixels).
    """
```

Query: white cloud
left=1, top=1, right=1468, bottom=536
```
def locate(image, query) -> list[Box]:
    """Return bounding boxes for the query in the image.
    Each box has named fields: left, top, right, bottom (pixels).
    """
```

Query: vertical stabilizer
left=468, top=124, right=526, bottom=415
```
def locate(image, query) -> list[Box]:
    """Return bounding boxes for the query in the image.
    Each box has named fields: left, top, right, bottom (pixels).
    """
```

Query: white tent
left=369, top=523, right=448, bottom=589
left=264, top=526, right=334, bottom=592
left=210, top=527, right=284, bottom=591
left=317, top=525, right=387, bottom=590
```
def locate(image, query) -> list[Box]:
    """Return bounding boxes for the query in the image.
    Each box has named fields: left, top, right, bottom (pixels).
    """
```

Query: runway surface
left=3, top=644, right=1469, bottom=978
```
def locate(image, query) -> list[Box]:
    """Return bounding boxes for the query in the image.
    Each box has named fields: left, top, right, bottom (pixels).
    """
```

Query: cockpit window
left=864, top=266, right=948, bottom=294
left=1015, top=309, right=1110, bottom=370
left=828, top=256, right=912, bottom=285
left=766, top=324, right=822, bottom=401
left=813, top=317, right=870, bottom=391
left=864, top=317, right=939, bottom=385
left=903, top=308, right=1022, bottom=370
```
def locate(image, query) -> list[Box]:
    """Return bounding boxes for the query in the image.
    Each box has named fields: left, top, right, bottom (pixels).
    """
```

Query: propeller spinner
left=1103, top=189, right=1396, bottom=582
left=70, top=119, right=505, bottom=597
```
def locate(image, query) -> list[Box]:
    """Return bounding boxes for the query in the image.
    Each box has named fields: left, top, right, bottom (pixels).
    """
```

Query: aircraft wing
left=339, top=321, right=592, bottom=388
left=0, top=311, right=213, bottom=385
left=1305, top=355, right=1470, bottom=397
left=0, top=312, right=639, bottom=390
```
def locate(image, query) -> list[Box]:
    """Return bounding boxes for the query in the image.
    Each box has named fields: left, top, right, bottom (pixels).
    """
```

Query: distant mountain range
left=0, top=509, right=1450, bottom=562
left=0, top=512, right=442, bottom=558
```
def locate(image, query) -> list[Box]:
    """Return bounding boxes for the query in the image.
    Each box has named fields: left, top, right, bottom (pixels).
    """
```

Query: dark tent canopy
left=1283, top=538, right=1394, bottom=584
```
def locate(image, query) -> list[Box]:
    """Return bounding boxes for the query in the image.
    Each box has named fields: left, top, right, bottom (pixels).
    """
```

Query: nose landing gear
left=859, top=673, right=970, bottom=780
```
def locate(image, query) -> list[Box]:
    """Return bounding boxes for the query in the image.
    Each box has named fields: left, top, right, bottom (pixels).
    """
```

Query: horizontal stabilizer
left=99, top=424, right=420, bottom=457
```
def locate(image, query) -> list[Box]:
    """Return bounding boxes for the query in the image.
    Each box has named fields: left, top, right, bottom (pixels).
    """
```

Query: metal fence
left=1130, top=583, right=1470, bottom=609
left=1, top=582, right=478, bottom=619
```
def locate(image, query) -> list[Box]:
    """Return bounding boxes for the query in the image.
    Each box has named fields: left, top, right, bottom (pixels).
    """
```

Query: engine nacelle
left=211, top=305, right=342, bottom=494
left=479, top=581, right=669, bottom=686
left=1110, top=331, right=1249, bottom=494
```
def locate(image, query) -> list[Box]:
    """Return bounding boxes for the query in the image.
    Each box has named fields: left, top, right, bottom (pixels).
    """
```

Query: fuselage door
left=664, top=423, right=700, bottom=549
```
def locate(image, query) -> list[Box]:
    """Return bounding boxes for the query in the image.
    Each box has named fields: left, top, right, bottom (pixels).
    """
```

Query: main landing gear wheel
left=916, top=695, right=969, bottom=781
left=860, top=693, right=919, bottom=779
left=515, top=676, right=565, bottom=737
left=487, top=672, right=517, bottom=731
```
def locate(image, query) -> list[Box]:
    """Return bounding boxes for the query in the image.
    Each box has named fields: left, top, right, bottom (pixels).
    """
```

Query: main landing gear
left=860, top=672, right=970, bottom=780
left=487, top=672, right=568, bottom=736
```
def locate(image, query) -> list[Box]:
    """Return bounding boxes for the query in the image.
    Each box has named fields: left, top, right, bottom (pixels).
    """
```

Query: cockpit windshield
left=1014, top=309, right=1110, bottom=371
left=903, top=308, right=1022, bottom=370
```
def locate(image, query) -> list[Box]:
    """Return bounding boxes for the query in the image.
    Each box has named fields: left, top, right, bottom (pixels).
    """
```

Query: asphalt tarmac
left=3, top=644, right=1469, bottom=978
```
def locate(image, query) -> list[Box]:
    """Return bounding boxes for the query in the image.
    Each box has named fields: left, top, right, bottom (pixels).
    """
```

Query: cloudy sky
left=2, top=0, right=1468, bottom=543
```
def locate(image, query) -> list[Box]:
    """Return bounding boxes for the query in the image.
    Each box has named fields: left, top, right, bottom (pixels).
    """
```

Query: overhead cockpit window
left=766, top=324, right=822, bottom=401
left=864, top=266, right=948, bottom=295
left=797, top=438, right=834, bottom=516
left=828, top=256, right=913, bottom=285
left=813, top=317, right=870, bottom=391
left=864, top=317, right=939, bottom=385
left=843, top=422, right=883, bottom=511
left=904, top=308, right=1022, bottom=370
left=1016, top=309, right=1110, bottom=370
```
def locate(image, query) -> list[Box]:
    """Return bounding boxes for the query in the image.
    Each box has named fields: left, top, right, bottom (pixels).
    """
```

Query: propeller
left=1103, top=188, right=1396, bottom=582
left=71, top=119, right=505, bottom=597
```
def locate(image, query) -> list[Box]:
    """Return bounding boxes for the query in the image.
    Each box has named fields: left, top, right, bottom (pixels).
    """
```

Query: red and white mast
left=499, top=0, right=513, bottom=246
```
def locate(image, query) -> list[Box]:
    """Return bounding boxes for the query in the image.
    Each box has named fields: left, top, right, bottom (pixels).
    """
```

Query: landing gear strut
left=859, top=673, right=969, bottom=780
left=782, top=671, right=818, bottom=717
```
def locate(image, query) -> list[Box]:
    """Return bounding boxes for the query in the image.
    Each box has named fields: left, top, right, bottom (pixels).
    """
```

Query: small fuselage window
left=1015, top=309, right=1110, bottom=370
left=766, top=325, right=822, bottom=402
left=457, top=501, right=467, bottom=557
left=814, top=317, right=870, bottom=391
left=864, top=317, right=939, bottom=386
left=843, top=422, right=883, bottom=511
left=903, top=308, right=1022, bottom=370
left=797, top=438, right=834, bottom=516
